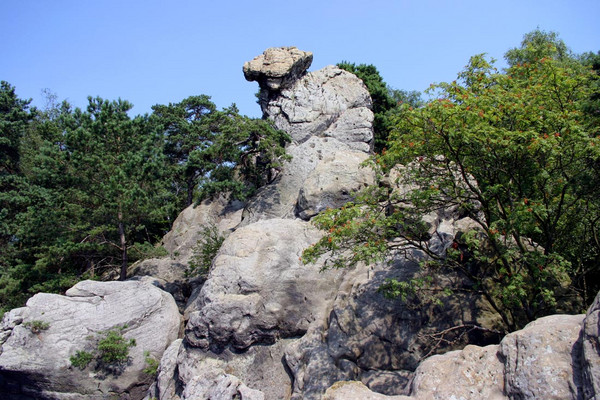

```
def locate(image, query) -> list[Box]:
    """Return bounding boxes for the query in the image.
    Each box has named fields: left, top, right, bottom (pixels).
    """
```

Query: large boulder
left=0, top=280, right=182, bottom=400
left=185, top=218, right=343, bottom=350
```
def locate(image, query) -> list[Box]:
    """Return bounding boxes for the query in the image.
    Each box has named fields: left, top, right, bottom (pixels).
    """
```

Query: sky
left=1, top=0, right=599, bottom=119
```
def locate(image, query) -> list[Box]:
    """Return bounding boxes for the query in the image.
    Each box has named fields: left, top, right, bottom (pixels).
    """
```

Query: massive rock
left=241, top=50, right=375, bottom=225
left=0, top=280, right=181, bottom=399
left=263, top=65, right=374, bottom=152
left=185, top=218, right=343, bottom=350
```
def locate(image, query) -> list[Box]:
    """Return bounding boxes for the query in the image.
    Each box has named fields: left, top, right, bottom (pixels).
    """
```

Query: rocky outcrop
left=0, top=280, right=181, bottom=399
left=241, top=47, right=375, bottom=225
left=2, top=46, right=598, bottom=400
left=325, top=313, right=590, bottom=400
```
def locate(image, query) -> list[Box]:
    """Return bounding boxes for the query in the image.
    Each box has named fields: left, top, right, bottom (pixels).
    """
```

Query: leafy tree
left=306, top=35, right=599, bottom=332
left=505, top=29, right=571, bottom=66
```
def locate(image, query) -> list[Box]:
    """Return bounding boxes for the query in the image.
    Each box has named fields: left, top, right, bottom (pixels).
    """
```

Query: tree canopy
left=0, top=87, right=290, bottom=312
left=305, top=31, right=600, bottom=332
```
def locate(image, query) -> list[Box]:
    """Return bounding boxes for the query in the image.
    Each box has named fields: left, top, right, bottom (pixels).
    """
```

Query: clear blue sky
left=1, top=0, right=598, bottom=119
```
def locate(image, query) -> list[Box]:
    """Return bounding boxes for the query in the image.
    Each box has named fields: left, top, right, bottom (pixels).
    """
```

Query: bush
left=143, top=351, right=159, bottom=376
left=97, top=329, right=136, bottom=364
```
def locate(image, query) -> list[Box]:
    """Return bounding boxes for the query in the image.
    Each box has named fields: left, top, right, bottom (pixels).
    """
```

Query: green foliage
left=307, top=31, right=600, bottom=332
left=143, top=351, right=159, bottom=376
left=152, top=97, right=291, bottom=207
left=0, top=84, right=290, bottom=311
left=69, top=326, right=136, bottom=371
left=70, top=350, right=94, bottom=370
left=187, top=225, right=225, bottom=277
left=97, top=329, right=136, bottom=364
left=23, top=320, right=50, bottom=333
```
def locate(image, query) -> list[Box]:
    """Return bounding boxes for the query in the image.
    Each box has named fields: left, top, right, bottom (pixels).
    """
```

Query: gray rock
left=182, top=368, right=265, bottom=400
left=241, top=136, right=360, bottom=225
left=185, top=218, right=343, bottom=350
left=263, top=65, right=373, bottom=151
left=154, top=195, right=244, bottom=267
left=297, top=149, right=375, bottom=220
left=284, top=256, right=500, bottom=400
left=243, top=46, right=313, bottom=91
left=145, top=339, right=183, bottom=400
left=129, top=195, right=244, bottom=312
left=324, top=312, right=590, bottom=400
left=409, top=344, right=505, bottom=400
left=174, top=339, right=294, bottom=400
left=583, top=291, right=600, bottom=399
left=500, top=314, right=585, bottom=400
left=323, top=381, right=410, bottom=400
left=0, top=280, right=181, bottom=400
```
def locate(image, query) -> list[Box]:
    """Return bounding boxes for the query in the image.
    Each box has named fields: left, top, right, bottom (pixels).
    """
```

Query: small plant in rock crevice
left=23, top=320, right=50, bottom=333
left=187, top=225, right=225, bottom=277
left=69, top=325, right=136, bottom=374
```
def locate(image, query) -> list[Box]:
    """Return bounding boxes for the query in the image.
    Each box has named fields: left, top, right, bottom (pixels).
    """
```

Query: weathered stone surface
left=0, top=280, right=181, bottom=400
left=242, top=135, right=375, bottom=225
left=284, top=253, right=500, bottom=400
left=146, top=195, right=244, bottom=268
left=175, top=339, right=294, bottom=400
left=185, top=218, right=343, bottom=350
left=181, top=368, right=265, bottom=400
left=409, top=344, right=505, bottom=400
left=145, top=339, right=183, bottom=400
left=243, top=46, right=313, bottom=91
left=583, top=291, right=600, bottom=399
left=500, top=314, right=584, bottom=400
left=129, top=196, right=244, bottom=313
left=297, top=149, right=375, bottom=220
left=263, top=65, right=373, bottom=151
left=324, top=313, right=588, bottom=400
left=323, top=381, right=409, bottom=400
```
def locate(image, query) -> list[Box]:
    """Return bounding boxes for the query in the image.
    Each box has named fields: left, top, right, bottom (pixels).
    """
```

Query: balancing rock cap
left=243, top=46, right=313, bottom=91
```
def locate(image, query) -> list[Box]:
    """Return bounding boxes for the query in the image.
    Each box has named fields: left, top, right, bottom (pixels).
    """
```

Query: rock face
left=325, top=313, right=590, bottom=400
left=185, top=218, right=343, bottom=350
left=581, top=291, right=600, bottom=400
left=0, top=280, right=181, bottom=399
left=2, top=46, right=598, bottom=400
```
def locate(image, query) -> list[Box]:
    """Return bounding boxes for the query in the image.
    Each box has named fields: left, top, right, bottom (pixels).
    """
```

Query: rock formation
left=0, top=280, right=181, bottom=399
left=1, top=46, right=597, bottom=400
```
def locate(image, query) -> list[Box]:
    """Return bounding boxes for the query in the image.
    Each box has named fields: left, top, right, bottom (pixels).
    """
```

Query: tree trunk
left=118, top=211, right=128, bottom=281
